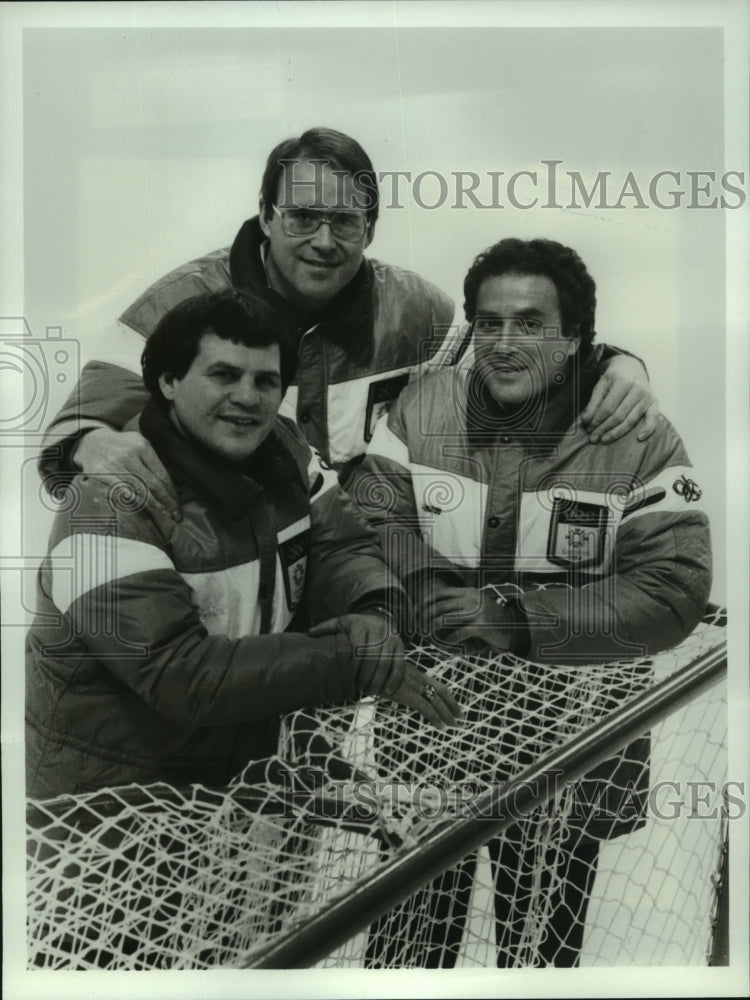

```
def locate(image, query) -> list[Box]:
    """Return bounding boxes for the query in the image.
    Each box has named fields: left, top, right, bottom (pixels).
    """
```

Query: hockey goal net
left=26, top=606, right=728, bottom=969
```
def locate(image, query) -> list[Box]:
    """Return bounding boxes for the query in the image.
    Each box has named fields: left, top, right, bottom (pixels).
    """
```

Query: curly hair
left=141, top=291, right=295, bottom=408
left=259, top=126, right=379, bottom=227
left=463, top=238, right=597, bottom=351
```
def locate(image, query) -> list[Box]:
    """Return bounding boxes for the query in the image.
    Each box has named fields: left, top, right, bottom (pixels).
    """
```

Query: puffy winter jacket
left=26, top=400, right=404, bottom=799
left=350, top=352, right=713, bottom=840
left=38, top=217, right=456, bottom=481
left=351, top=353, right=712, bottom=662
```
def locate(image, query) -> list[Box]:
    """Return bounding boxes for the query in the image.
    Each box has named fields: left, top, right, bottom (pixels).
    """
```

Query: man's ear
left=561, top=327, right=581, bottom=357
left=363, top=220, right=375, bottom=250
left=158, top=372, right=177, bottom=402
left=259, top=198, right=272, bottom=239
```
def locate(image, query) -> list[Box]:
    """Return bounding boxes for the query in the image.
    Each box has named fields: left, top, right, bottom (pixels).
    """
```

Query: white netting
left=27, top=607, right=727, bottom=969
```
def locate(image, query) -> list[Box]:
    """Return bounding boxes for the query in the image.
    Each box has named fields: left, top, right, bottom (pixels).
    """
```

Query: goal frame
left=246, top=637, right=727, bottom=968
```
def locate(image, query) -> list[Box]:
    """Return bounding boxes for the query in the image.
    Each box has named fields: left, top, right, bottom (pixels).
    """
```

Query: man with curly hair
left=351, top=237, right=712, bottom=967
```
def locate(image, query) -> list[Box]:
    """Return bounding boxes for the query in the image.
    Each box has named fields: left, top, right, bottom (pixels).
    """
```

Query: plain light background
left=3, top=3, right=749, bottom=999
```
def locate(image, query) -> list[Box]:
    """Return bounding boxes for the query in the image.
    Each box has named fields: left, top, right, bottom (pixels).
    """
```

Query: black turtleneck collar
left=138, top=397, right=303, bottom=520
left=228, top=217, right=376, bottom=366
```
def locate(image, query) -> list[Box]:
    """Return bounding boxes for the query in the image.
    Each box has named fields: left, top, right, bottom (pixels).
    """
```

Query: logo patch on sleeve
left=278, top=529, right=309, bottom=610
left=364, top=373, right=410, bottom=442
left=672, top=475, right=702, bottom=503
left=547, top=498, right=612, bottom=569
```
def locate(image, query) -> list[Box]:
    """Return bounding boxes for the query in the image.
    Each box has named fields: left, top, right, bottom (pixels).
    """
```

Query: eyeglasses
left=272, top=204, right=369, bottom=242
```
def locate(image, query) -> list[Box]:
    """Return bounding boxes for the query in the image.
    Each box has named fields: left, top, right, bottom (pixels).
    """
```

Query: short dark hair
left=463, top=238, right=597, bottom=350
left=141, top=291, right=295, bottom=407
left=259, top=126, right=379, bottom=227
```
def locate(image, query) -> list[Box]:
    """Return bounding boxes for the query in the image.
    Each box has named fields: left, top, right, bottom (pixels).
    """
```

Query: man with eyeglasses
left=350, top=236, right=712, bottom=968
left=40, top=128, right=658, bottom=516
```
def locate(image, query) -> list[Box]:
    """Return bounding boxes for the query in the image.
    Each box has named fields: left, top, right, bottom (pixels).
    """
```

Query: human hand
left=580, top=355, right=659, bottom=444
left=73, top=428, right=180, bottom=519
left=384, top=661, right=462, bottom=729
left=308, top=613, right=406, bottom=696
left=420, top=585, right=515, bottom=651
left=308, top=613, right=461, bottom=727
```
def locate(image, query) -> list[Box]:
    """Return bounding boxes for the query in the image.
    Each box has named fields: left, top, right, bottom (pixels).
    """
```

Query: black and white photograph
left=2, top=2, right=749, bottom=998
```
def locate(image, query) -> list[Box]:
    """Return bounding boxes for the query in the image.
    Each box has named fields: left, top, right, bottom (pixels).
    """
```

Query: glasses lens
left=277, top=207, right=366, bottom=241
left=330, top=213, right=367, bottom=240
left=281, top=209, right=319, bottom=236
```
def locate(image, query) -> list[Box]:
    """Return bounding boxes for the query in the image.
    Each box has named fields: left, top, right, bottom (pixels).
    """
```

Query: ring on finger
left=423, top=683, right=437, bottom=703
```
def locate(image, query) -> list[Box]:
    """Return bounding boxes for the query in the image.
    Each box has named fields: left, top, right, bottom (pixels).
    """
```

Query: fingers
left=307, top=617, right=342, bottom=638
left=419, top=588, right=477, bottom=631
left=579, top=376, right=611, bottom=428
left=581, top=359, right=661, bottom=445
left=419, top=596, right=449, bottom=633
left=636, top=400, right=659, bottom=441
left=72, top=426, right=120, bottom=473
left=590, top=390, right=655, bottom=443
left=137, top=445, right=181, bottom=514
left=392, top=668, right=462, bottom=728
left=581, top=375, right=631, bottom=435
left=112, top=454, right=177, bottom=521
left=317, top=614, right=407, bottom=698
left=360, top=644, right=406, bottom=699
left=429, top=676, right=462, bottom=719
left=422, top=590, right=463, bottom=616
left=76, top=429, right=180, bottom=519
left=352, top=623, right=406, bottom=696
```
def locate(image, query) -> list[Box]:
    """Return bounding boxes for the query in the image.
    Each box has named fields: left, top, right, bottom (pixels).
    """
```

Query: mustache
left=478, top=354, right=532, bottom=371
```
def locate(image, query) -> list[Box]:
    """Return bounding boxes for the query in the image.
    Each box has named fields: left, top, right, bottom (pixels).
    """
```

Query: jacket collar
left=137, top=398, right=301, bottom=519
left=228, top=216, right=376, bottom=365
left=465, top=347, right=601, bottom=449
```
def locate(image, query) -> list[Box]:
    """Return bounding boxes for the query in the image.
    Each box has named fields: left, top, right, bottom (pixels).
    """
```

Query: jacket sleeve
left=39, top=358, right=150, bottom=484
left=43, top=511, right=361, bottom=728
left=280, top=422, right=408, bottom=623
left=521, top=423, right=712, bottom=662
left=596, top=341, right=648, bottom=377
left=428, top=284, right=457, bottom=355
left=39, top=311, right=150, bottom=485
left=410, top=282, right=459, bottom=374
left=39, top=251, right=233, bottom=484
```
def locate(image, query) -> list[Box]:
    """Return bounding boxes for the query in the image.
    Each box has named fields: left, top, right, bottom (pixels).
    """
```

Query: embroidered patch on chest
left=278, top=529, right=310, bottom=610
left=546, top=498, right=612, bottom=569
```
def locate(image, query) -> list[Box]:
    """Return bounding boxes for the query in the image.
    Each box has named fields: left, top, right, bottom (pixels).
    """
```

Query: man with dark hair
left=351, top=237, right=712, bottom=967
left=462, top=236, right=598, bottom=355
left=355, top=236, right=710, bottom=657
left=26, top=291, right=460, bottom=800
left=40, top=127, right=658, bottom=513
left=256, top=127, right=380, bottom=313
